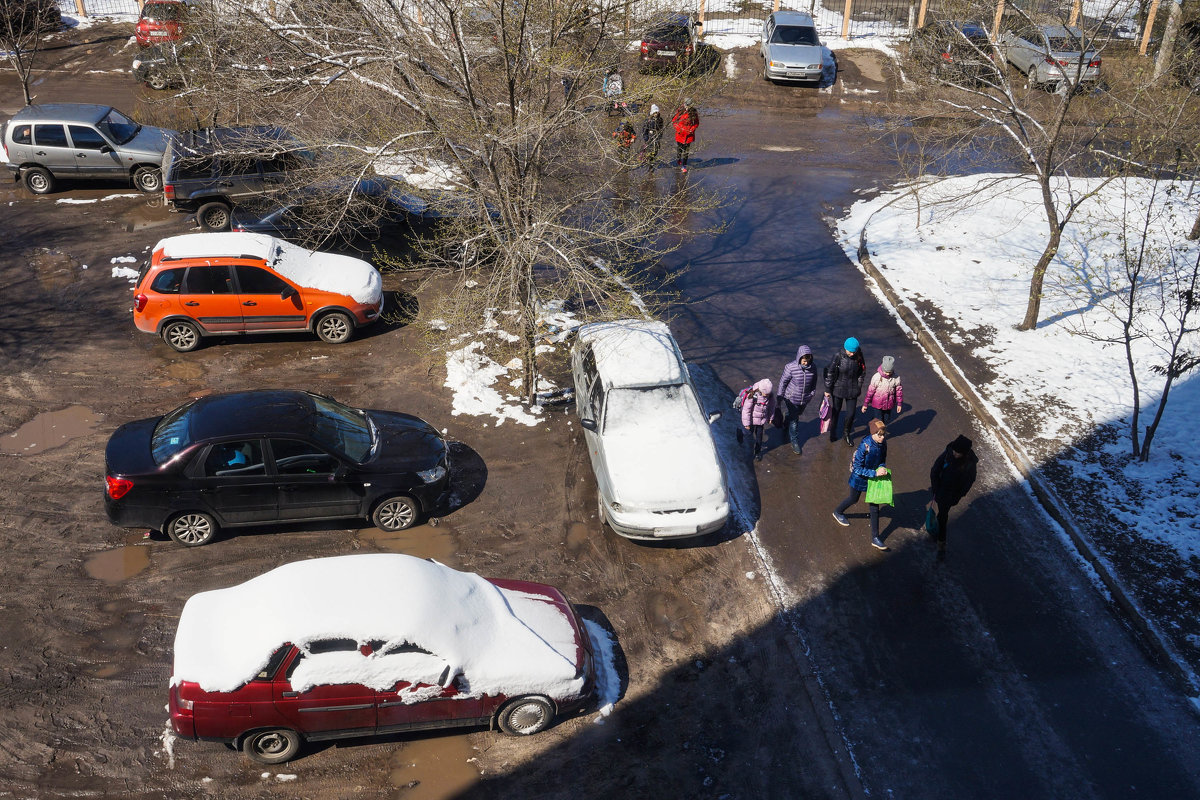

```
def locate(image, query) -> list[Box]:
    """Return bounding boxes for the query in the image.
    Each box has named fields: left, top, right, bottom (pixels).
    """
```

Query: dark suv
left=638, top=13, right=701, bottom=72
left=161, top=126, right=316, bottom=231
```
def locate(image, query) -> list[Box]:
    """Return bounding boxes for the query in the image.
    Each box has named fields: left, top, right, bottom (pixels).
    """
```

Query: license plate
left=658, top=50, right=676, bottom=56
left=787, top=70, right=813, bottom=77
left=150, top=31, right=168, bottom=36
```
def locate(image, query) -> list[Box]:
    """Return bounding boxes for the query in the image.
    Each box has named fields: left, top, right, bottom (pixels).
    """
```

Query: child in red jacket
left=671, top=100, right=699, bottom=173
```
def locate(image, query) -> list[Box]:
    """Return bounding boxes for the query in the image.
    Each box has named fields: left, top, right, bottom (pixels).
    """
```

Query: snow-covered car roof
left=172, top=554, right=585, bottom=697
left=576, top=319, right=685, bottom=389
left=155, top=232, right=382, bottom=305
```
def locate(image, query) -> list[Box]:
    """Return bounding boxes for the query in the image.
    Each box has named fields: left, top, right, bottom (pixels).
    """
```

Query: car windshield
left=603, top=384, right=696, bottom=436
left=771, top=25, right=819, bottom=45
left=96, top=108, right=141, bottom=145
left=309, top=395, right=374, bottom=462
left=151, top=401, right=195, bottom=465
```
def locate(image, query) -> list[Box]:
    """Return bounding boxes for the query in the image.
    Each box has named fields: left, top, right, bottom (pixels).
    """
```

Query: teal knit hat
left=844, top=337, right=859, bottom=351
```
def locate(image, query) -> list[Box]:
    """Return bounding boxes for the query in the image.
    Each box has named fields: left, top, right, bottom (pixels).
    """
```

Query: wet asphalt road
left=667, top=98, right=1200, bottom=797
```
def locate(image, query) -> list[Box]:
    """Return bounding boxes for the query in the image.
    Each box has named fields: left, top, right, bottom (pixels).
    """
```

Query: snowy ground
left=834, top=173, right=1200, bottom=671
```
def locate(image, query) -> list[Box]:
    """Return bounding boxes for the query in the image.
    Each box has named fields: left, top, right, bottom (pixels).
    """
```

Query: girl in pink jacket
left=862, top=356, right=904, bottom=426
left=739, top=378, right=776, bottom=461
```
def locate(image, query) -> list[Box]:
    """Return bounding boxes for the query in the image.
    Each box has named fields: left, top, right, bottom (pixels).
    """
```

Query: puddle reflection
left=358, top=521, right=458, bottom=564
left=387, top=735, right=479, bottom=797
left=2, top=405, right=100, bottom=455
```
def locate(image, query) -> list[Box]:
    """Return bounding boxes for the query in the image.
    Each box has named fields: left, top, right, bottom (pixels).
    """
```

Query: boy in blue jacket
left=832, top=418, right=890, bottom=550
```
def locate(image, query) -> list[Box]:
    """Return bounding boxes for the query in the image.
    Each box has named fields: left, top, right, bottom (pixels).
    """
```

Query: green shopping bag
left=865, top=474, right=894, bottom=506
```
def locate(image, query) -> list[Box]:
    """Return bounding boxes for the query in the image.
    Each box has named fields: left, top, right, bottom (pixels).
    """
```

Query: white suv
left=571, top=319, right=729, bottom=540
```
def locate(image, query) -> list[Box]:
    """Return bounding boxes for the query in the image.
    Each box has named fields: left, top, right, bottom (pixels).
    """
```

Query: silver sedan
left=1001, top=24, right=1100, bottom=91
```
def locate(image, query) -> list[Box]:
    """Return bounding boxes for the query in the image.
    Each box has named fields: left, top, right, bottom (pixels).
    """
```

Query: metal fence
left=57, top=0, right=141, bottom=19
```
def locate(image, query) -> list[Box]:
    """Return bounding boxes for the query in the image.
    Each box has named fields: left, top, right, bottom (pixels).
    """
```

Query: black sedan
left=104, top=390, right=451, bottom=546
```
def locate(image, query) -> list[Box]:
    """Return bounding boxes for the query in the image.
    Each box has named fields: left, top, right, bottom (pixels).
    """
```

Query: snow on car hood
left=600, top=384, right=724, bottom=507
left=171, top=554, right=584, bottom=698
left=155, top=232, right=382, bottom=305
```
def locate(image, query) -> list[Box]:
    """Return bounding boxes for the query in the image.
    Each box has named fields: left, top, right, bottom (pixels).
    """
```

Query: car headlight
left=418, top=465, right=447, bottom=484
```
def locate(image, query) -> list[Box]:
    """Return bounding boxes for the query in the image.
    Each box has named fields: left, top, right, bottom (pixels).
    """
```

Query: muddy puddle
left=28, top=247, right=80, bottom=291
left=1, top=405, right=100, bottom=455
left=387, top=735, right=479, bottom=797
left=359, top=520, right=459, bottom=564
left=84, top=538, right=150, bottom=583
left=565, top=521, right=591, bottom=553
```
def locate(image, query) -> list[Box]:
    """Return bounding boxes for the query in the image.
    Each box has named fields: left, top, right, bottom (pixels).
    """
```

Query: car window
left=217, top=155, right=261, bottom=177
left=587, top=379, right=604, bottom=422
left=32, top=124, right=68, bottom=148
left=285, top=638, right=359, bottom=679
left=309, top=395, right=373, bottom=462
left=603, top=384, right=692, bottom=435
left=151, top=400, right=195, bottom=464
left=270, top=438, right=338, bottom=475
left=255, top=646, right=292, bottom=680
left=235, top=265, right=291, bottom=295
left=150, top=267, right=185, bottom=294
left=581, top=346, right=597, bottom=383
left=183, top=265, right=234, bottom=294
left=173, top=155, right=214, bottom=179
left=771, top=25, right=818, bottom=45
left=260, top=150, right=308, bottom=174
left=203, top=440, right=266, bottom=477
left=68, top=125, right=109, bottom=151
left=96, top=108, right=140, bottom=145
left=10, top=124, right=32, bottom=145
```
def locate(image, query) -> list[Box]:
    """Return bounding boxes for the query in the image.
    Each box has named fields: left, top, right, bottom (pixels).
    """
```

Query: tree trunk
left=1018, top=227, right=1061, bottom=330
left=1152, top=0, right=1184, bottom=84
left=1189, top=206, right=1200, bottom=240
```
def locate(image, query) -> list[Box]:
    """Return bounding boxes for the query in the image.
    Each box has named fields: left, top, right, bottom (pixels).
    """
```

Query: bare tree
left=168, top=0, right=725, bottom=400
left=1062, top=172, right=1200, bottom=461
left=1, top=0, right=61, bottom=105
left=888, top=0, right=1161, bottom=331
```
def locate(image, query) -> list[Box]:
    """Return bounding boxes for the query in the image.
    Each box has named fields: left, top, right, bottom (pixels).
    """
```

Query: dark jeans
left=869, top=407, right=893, bottom=425
left=836, top=489, right=880, bottom=538
left=934, top=499, right=953, bottom=544
left=828, top=395, right=856, bottom=440
left=676, top=141, right=691, bottom=167
left=749, top=423, right=766, bottom=457
left=781, top=398, right=809, bottom=451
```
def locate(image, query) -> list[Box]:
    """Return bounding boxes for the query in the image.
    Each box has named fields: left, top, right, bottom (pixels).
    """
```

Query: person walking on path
left=778, top=344, right=817, bottom=454
left=671, top=100, right=699, bottom=173
left=823, top=337, right=867, bottom=446
left=928, top=434, right=978, bottom=555
left=862, top=355, right=904, bottom=427
left=612, top=118, right=636, bottom=150
left=832, top=418, right=890, bottom=551
left=738, top=378, right=777, bottom=461
left=640, top=104, right=664, bottom=171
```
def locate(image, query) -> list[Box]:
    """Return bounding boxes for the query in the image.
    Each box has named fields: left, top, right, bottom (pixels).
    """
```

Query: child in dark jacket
left=832, top=419, right=890, bottom=551
left=778, top=345, right=817, bottom=454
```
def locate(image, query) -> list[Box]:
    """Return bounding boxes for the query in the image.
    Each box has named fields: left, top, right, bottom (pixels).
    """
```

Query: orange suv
left=134, top=232, right=384, bottom=352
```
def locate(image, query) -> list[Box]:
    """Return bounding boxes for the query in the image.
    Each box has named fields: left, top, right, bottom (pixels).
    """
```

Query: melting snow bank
left=583, top=620, right=620, bottom=722
left=159, top=718, right=176, bottom=770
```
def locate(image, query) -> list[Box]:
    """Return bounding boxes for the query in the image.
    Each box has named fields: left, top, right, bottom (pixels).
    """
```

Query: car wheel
left=197, top=201, right=232, bottom=232
left=146, top=70, right=170, bottom=90
left=167, top=511, right=218, bottom=547
left=133, top=166, right=162, bottom=193
left=372, top=495, right=418, bottom=531
left=497, top=696, right=555, bottom=735
left=315, top=311, right=353, bottom=344
left=242, top=729, right=301, bottom=764
left=22, top=166, right=55, bottom=195
left=162, top=320, right=202, bottom=352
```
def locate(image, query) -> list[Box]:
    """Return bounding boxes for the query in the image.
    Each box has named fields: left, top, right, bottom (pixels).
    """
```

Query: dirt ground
left=0, top=26, right=895, bottom=800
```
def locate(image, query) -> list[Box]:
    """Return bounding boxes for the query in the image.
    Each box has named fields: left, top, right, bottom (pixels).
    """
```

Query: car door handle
left=242, top=301, right=257, bottom=306
left=281, top=691, right=299, bottom=697
left=184, top=301, right=200, bottom=306
left=218, top=181, right=233, bottom=187
left=35, top=150, right=46, bottom=155
left=76, top=153, right=87, bottom=158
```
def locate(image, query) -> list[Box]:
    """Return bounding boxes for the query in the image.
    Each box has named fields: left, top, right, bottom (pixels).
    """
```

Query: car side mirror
left=281, top=285, right=298, bottom=300
left=99, top=144, right=112, bottom=154
left=707, top=411, right=722, bottom=424
left=331, top=465, right=348, bottom=481
left=580, top=418, right=597, bottom=431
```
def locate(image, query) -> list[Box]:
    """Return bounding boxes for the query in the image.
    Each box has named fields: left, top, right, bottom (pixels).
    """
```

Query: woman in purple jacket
left=739, top=378, right=776, bottom=461
left=778, top=345, right=817, bottom=454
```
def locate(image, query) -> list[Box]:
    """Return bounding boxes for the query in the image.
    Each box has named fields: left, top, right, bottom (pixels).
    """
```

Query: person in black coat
left=823, top=337, right=867, bottom=446
left=928, top=434, right=978, bottom=553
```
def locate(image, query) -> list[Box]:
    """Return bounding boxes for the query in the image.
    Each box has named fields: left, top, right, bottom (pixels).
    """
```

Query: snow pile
left=111, top=266, right=139, bottom=282
left=444, top=341, right=543, bottom=426
left=155, top=232, right=382, bottom=305
left=373, top=156, right=463, bottom=192
left=835, top=174, right=1200, bottom=560
left=172, top=554, right=587, bottom=699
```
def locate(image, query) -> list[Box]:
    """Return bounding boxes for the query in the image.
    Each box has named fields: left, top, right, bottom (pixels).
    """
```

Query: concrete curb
left=854, top=226, right=1200, bottom=704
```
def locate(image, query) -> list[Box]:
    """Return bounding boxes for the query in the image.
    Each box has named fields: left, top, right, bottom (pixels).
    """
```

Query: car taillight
left=105, top=476, right=134, bottom=500
left=942, top=52, right=953, bottom=62
left=1089, top=58, right=1101, bottom=67
left=163, top=183, right=174, bottom=201
left=640, top=42, right=648, bottom=54
left=134, top=293, right=148, bottom=312
left=685, top=44, right=692, bottom=55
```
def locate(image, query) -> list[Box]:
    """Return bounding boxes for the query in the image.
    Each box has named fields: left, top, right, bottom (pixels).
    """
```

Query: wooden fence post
left=917, top=0, right=929, bottom=29
left=74, top=0, right=87, bottom=17
left=1068, top=0, right=1081, bottom=27
left=774, top=0, right=781, bottom=11
left=698, top=0, right=706, bottom=29
left=841, top=0, right=853, bottom=39
left=1140, top=0, right=1160, bottom=55
left=991, top=0, right=1005, bottom=40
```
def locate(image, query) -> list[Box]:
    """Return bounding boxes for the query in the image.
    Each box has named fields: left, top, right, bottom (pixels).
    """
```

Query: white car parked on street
left=760, top=10, right=828, bottom=83
left=571, top=319, right=729, bottom=540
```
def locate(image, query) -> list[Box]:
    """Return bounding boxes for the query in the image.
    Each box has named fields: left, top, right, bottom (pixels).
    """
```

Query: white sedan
left=571, top=319, right=729, bottom=540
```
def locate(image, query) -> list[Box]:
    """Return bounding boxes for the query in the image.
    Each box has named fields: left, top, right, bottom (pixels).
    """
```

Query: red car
left=169, top=554, right=597, bottom=763
left=135, top=0, right=188, bottom=47
left=638, top=13, right=701, bottom=72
